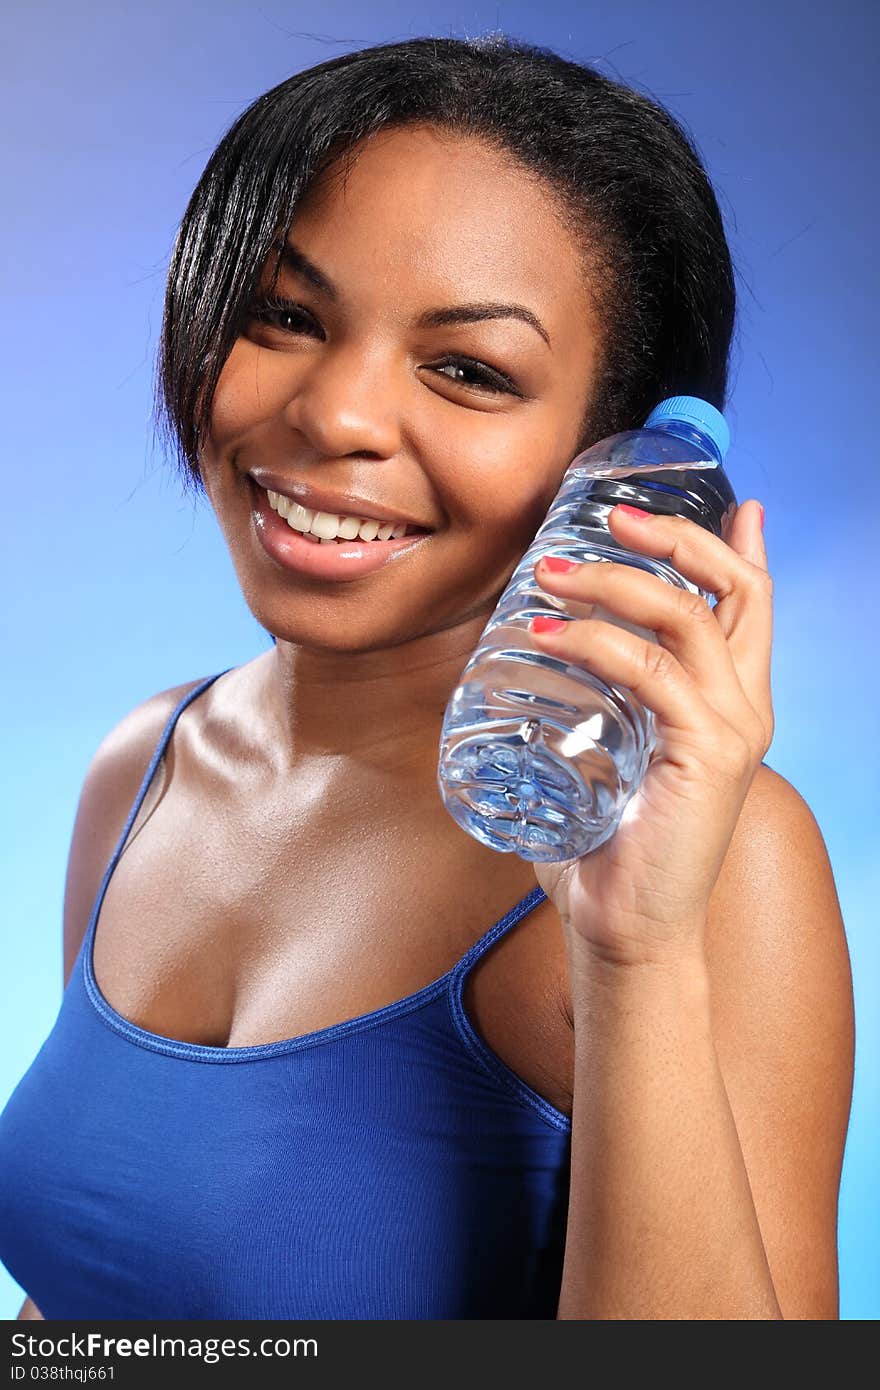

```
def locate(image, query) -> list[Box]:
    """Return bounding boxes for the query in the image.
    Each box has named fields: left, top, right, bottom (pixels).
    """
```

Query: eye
left=244, top=293, right=320, bottom=336
left=428, top=356, right=519, bottom=397
left=243, top=293, right=522, bottom=398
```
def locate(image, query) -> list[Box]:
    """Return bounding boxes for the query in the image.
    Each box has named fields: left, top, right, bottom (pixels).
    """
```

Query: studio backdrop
left=1, top=0, right=876, bottom=1320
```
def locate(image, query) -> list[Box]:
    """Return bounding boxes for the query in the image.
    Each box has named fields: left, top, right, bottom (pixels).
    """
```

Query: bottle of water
left=436, top=396, right=736, bottom=863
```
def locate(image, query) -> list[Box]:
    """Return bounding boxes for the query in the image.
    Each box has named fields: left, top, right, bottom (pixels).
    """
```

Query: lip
left=245, top=468, right=433, bottom=532
left=247, top=476, right=431, bottom=582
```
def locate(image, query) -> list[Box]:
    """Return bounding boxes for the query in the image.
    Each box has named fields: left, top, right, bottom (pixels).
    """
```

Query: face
left=198, top=123, right=601, bottom=657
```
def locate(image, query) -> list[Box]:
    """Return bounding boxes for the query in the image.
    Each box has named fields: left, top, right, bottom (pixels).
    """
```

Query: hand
left=528, top=500, right=774, bottom=966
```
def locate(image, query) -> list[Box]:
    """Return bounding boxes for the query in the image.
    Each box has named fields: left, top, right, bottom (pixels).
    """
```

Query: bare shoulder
left=61, top=674, right=212, bottom=987
left=703, top=761, right=855, bottom=1319
left=706, top=761, right=852, bottom=978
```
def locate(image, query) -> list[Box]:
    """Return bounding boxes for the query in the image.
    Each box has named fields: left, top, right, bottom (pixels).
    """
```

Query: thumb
left=728, top=499, right=767, bottom=569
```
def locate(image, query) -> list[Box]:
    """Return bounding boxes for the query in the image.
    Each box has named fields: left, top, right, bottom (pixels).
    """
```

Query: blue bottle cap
left=644, top=396, right=730, bottom=461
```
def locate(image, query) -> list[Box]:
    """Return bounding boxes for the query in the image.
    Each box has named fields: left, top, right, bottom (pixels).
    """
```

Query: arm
left=531, top=501, right=853, bottom=1320
left=555, top=766, right=854, bottom=1320
left=17, top=1297, right=44, bottom=1320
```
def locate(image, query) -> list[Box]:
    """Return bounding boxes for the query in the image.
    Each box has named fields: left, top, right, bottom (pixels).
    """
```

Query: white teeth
left=263, top=488, right=420, bottom=541
left=286, top=503, right=314, bottom=533
left=310, top=510, right=344, bottom=540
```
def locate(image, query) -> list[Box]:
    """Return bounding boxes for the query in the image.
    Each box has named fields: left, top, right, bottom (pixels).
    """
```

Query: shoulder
left=61, top=675, right=214, bottom=985
left=86, top=676, right=210, bottom=779
left=706, top=760, right=850, bottom=975
left=703, top=761, right=854, bottom=1318
left=83, top=674, right=215, bottom=818
left=705, top=758, right=855, bottom=1090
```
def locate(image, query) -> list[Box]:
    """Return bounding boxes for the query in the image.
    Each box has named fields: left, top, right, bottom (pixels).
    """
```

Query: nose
left=281, top=344, right=402, bottom=460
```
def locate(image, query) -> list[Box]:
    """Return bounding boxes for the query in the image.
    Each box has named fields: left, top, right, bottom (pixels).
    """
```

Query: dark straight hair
left=153, top=33, right=737, bottom=500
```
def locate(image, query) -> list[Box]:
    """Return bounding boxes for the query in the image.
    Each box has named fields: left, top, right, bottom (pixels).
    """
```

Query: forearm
left=556, top=934, right=783, bottom=1320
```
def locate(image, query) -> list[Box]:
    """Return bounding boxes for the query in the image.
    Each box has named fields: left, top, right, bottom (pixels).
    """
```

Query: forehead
left=280, top=123, right=590, bottom=322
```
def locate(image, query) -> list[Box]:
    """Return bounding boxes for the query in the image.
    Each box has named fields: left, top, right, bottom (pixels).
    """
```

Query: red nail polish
left=531, top=615, right=568, bottom=634
left=542, top=556, right=578, bottom=573
left=615, top=504, right=653, bottom=520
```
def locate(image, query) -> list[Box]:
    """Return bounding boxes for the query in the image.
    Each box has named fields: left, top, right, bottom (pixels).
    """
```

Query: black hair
left=153, top=33, right=737, bottom=500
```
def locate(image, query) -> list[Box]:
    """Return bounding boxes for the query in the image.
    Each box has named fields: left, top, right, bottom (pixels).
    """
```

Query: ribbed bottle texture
left=436, top=398, right=737, bottom=863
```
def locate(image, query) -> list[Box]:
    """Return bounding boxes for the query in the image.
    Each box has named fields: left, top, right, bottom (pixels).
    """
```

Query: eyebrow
left=273, top=239, right=552, bottom=348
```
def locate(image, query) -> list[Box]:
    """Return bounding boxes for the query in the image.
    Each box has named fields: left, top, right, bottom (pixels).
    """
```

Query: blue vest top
left=0, top=672, right=572, bottom=1320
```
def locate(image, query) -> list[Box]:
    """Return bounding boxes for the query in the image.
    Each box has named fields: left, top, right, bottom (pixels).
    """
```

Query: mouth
left=246, top=476, right=433, bottom=581
left=260, top=483, right=430, bottom=544
left=245, top=467, right=434, bottom=537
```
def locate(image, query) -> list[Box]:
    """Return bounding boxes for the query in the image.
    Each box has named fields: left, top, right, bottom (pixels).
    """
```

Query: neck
left=257, top=610, right=492, bottom=780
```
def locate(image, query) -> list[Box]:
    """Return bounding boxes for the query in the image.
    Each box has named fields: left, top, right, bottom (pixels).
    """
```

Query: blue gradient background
left=1, top=0, right=876, bottom=1320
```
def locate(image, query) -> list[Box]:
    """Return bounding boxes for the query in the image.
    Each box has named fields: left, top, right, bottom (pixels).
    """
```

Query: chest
left=89, top=755, right=575, bottom=1118
left=1, top=989, right=571, bottom=1319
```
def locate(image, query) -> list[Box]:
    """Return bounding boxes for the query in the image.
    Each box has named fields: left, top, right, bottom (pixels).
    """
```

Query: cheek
left=438, top=434, right=570, bottom=550
left=208, top=343, right=288, bottom=445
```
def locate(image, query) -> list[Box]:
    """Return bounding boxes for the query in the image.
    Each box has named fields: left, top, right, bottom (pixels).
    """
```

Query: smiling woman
left=0, top=33, right=852, bottom=1323
left=156, top=38, right=734, bottom=498
left=197, top=118, right=616, bottom=638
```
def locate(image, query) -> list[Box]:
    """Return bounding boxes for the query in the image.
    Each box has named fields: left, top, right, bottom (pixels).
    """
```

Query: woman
left=0, top=34, right=853, bottom=1320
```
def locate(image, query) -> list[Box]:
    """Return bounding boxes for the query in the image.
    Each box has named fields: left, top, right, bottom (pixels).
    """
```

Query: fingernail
left=541, top=556, right=579, bottom=573
left=531, top=615, right=568, bottom=634
left=615, top=504, right=653, bottom=520
left=758, top=503, right=765, bottom=530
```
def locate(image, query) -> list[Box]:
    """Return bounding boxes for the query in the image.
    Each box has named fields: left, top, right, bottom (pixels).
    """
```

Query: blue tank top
left=0, top=671, right=572, bottom=1320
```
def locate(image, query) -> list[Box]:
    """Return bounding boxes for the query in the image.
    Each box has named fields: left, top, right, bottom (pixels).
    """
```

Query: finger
left=718, top=499, right=773, bottom=702
left=607, top=502, right=766, bottom=609
left=722, top=500, right=770, bottom=608
left=529, top=612, right=734, bottom=753
left=726, top=498, right=766, bottom=569
left=534, top=555, right=743, bottom=720
left=607, top=501, right=773, bottom=710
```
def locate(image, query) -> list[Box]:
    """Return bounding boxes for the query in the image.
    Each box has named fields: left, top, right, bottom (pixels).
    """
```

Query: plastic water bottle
left=436, top=396, right=736, bottom=863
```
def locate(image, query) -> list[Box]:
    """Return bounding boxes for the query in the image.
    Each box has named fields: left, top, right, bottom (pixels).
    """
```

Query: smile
left=248, top=477, right=432, bottom=582
left=264, top=489, right=425, bottom=543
